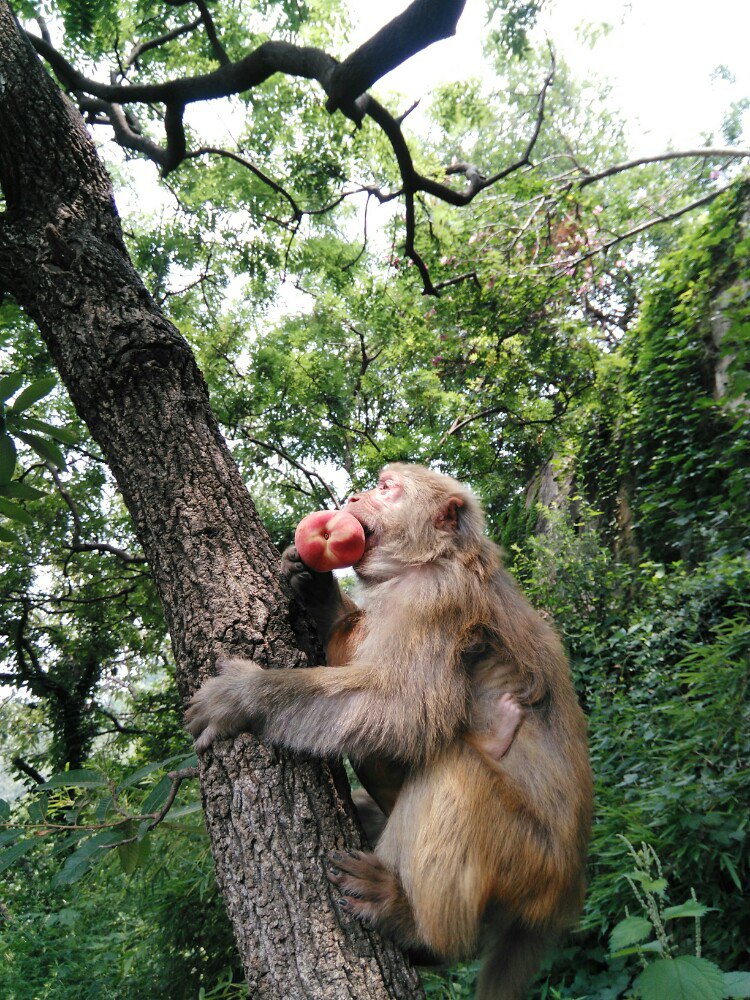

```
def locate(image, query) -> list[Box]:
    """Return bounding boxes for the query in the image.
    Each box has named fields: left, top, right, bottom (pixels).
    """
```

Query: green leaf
left=0, top=524, right=19, bottom=543
left=14, top=431, right=66, bottom=469
left=0, top=496, right=33, bottom=525
left=42, top=768, right=108, bottom=789
left=166, top=802, right=202, bottom=819
left=724, top=971, right=750, bottom=998
left=51, top=829, right=123, bottom=886
left=0, top=434, right=16, bottom=485
left=663, top=900, right=713, bottom=920
left=0, top=481, right=45, bottom=500
left=10, top=376, right=57, bottom=413
left=118, top=833, right=150, bottom=874
left=139, top=775, right=172, bottom=814
left=0, top=373, right=23, bottom=403
left=27, top=794, right=48, bottom=823
left=0, top=838, right=36, bottom=873
left=611, top=941, right=663, bottom=959
left=0, top=798, right=9, bottom=821
left=117, top=753, right=187, bottom=790
left=609, top=915, right=654, bottom=952
left=20, top=416, right=78, bottom=444
left=635, top=956, right=724, bottom=1000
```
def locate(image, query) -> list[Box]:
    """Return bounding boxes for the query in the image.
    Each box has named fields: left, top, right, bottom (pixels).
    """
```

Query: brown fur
left=186, top=463, right=593, bottom=999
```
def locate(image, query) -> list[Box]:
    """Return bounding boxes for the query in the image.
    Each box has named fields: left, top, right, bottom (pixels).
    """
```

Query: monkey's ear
left=435, top=496, right=464, bottom=532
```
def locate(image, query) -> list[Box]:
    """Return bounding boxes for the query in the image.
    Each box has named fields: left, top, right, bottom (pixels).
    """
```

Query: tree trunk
left=0, top=6, right=423, bottom=997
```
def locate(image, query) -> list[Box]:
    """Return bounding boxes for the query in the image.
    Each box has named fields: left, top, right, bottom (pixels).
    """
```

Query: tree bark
left=0, top=5, right=423, bottom=997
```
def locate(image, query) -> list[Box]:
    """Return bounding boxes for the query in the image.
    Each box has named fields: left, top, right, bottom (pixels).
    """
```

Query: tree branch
left=550, top=186, right=731, bottom=269
left=570, top=147, right=750, bottom=188
left=94, top=705, right=147, bottom=735
left=49, top=466, right=147, bottom=564
left=12, top=755, right=46, bottom=784
left=325, top=0, right=466, bottom=115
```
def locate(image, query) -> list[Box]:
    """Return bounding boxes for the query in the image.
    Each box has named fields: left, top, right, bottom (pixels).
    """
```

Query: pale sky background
left=349, top=0, right=750, bottom=154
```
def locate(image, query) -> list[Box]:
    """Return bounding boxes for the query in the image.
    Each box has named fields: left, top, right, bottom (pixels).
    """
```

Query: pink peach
left=294, top=509, right=366, bottom=572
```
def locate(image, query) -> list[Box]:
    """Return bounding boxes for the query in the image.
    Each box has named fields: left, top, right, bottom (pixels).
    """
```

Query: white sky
left=349, top=0, right=750, bottom=154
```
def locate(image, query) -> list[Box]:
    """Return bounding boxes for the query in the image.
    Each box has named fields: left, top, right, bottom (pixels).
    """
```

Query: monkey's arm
left=281, top=544, right=358, bottom=643
left=186, top=655, right=467, bottom=760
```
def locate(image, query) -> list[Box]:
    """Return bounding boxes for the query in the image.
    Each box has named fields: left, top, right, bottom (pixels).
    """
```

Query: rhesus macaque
left=186, top=464, right=593, bottom=1000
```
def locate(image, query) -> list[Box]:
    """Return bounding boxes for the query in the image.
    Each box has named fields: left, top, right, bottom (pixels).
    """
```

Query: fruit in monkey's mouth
left=294, top=510, right=366, bottom=572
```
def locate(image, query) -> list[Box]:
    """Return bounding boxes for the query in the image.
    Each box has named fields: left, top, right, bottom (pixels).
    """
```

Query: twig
left=572, top=147, right=750, bottom=189
left=243, top=435, right=340, bottom=507
left=12, top=756, right=46, bottom=784
left=48, top=466, right=147, bottom=564
left=548, top=186, right=730, bottom=270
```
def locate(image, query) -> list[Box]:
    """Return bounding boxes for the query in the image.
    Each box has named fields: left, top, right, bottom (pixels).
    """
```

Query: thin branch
left=123, top=17, right=202, bottom=73
left=49, top=466, right=147, bottom=564
left=549, top=186, right=730, bottom=270
left=186, top=146, right=301, bottom=222
left=243, top=435, right=340, bottom=507
left=94, top=706, right=147, bottom=736
left=572, top=148, right=750, bottom=189
left=342, top=192, right=371, bottom=271
left=194, top=0, right=230, bottom=66
left=432, top=270, right=480, bottom=292
left=1, top=767, right=200, bottom=839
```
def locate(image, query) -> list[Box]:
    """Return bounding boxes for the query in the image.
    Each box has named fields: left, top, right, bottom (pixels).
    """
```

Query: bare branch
left=572, top=147, right=750, bottom=189
left=325, top=0, right=466, bottom=115
left=122, top=17, right=202, bottom=74
left=49, top=466, right=147, bottom=564
left=194, top=0, right=230, bottom=66
left=94, top=706, right=147, bottom=735
left=186, top=146, right=302, bottom=222
left=243, top=435, right=340, bottom=507
left=550, top=186, right=730, bottom=270
left=432, top=270, right=480, bottom=292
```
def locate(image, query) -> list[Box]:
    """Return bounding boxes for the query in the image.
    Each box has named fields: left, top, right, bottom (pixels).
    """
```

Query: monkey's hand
left=281, top=544, right=352, bottom=642
left=185, top=658, right=264, bottom=753
left=281, top=544, right=336, bottom=602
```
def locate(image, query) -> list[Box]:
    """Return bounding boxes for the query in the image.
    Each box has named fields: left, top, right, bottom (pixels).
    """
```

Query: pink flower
left=592, top=205, right=603, bottom=215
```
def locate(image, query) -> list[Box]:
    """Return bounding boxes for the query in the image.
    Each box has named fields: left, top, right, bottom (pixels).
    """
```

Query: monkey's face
left=346, top=464, right=479, bottom=578
left=346, top=470, right=404, bottom=565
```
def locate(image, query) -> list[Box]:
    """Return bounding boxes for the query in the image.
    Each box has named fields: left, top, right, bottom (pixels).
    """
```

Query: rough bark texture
left=0, top=6, right=423, bottom=997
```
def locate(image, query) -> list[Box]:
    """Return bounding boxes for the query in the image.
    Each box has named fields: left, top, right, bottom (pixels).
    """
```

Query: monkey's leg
left=328, top=850, right=425, bottom=952
left=350, top=788, right=388, bottom=845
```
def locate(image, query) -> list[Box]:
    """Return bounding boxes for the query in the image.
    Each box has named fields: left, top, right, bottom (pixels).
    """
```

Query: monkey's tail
left=475, top=922, right=553, bottom=1000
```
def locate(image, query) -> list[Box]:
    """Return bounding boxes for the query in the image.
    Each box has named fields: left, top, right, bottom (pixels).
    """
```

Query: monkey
left=186, top=463, right=593, bottom=1000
